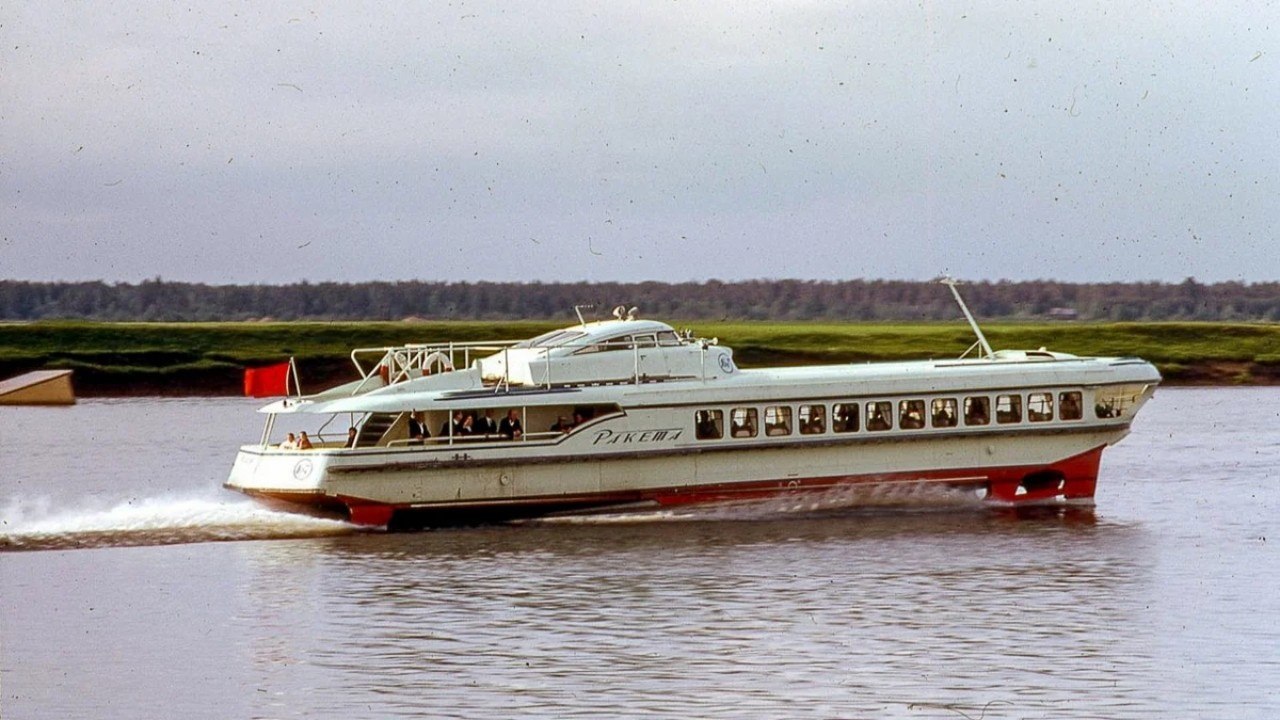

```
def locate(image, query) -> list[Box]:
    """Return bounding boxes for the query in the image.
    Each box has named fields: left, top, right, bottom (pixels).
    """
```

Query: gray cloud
left=3, top=2, right=1275, bottom=284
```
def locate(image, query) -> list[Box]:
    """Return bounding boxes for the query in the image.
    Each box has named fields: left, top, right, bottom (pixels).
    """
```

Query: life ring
left=422, top=351, right=454, bottom=375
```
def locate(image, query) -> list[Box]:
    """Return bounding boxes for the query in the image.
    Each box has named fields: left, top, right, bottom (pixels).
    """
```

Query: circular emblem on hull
left=718, top=354, right=735, bottom=374
left=293, top=459, right=314, bottom=480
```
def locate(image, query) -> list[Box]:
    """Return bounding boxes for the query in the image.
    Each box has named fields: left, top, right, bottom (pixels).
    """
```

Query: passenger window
left=832, top=403, right=859, bottom=433
left=730, top=407, right=757, bottom=438
left=931, top=398, right=958, bottom=428
left=1028, top=393, right=1054, bottom=422
left=799, top=405, right=826, bottom=434
left=1059, top=391, right=1083, bottom=421
left=695, top=409, right=723, bottom=440
left=964, top=396, right=990, bottom=425
left=633, top=334, right=658, bottom=349
left=765, top=406, right=792, bottom=436
left=996, top=394, right=1022, bottom=423
left=866, top=401, right=893, bottom=431
left=656, top=330, right=682, bottom=347
left=899, top=399, right=925, bottom=429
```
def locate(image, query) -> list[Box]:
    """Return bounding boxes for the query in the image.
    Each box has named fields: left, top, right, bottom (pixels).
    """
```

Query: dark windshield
left=513, top=330, right=587, bottom=349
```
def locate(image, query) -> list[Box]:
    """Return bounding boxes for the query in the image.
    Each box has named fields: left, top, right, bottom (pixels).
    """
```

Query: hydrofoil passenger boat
left=225, top=282, right=1160, bottom=527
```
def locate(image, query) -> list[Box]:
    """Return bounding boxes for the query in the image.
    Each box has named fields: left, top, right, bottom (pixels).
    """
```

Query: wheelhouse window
left=575, top=335, right=632, bottom=354
left=832, top=403, right=859, bottom=433
left=931, top=398, right=958, bottom=428
left=632, top=333, right=658, bottom=349
left=1059, top=391, right=1083, bottom=421
left=514, top=330, right=586, bottom=349
left=656, top=330, right=682, bottom=346
left=695, top=409, right=724, bottom=440
left=996, top=394, right=1022, bottom=423
left=1094, top=384, right=1148, bottom=419
left=899, top=399, right=925, bottom=430
left=964, top=396, right=990, bottom=425
left=730, top=407, right=758, bottom=438
left=765, top=406, right=792, bottom=436
left=1028, top=392, right=1054, bottom=422
left=866, top=401, right=893, bottom=432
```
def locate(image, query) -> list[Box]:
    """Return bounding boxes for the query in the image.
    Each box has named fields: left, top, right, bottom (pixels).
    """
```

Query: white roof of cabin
left=563, top=319, right=674, bottom=342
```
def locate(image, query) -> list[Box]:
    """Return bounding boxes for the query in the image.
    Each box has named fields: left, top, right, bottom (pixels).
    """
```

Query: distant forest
left=3, top=278, right=1279, bottom=322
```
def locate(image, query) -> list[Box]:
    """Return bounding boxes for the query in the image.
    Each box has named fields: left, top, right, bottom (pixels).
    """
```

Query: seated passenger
left=696, top=411, right=720, bottom=439
left=460, top=412, right=476, bottom=436
left=297, top=431, right=314, bottom=450
left=280, top=432, right=298, bottom=450
left=345, top=427, right=358, bottom=448
left=833, top=405, right=856, bottom=433
left=1060, top=393, right=1082, bottom=420
left=550, top=416, right=571, bottom=433
left=499, top=409, right=523, bottom=439
left=804, top=407, right=825, bottom=434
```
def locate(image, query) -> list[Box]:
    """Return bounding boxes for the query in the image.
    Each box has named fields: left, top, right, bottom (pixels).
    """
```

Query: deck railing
left=349, top=340, right=522, bottom=394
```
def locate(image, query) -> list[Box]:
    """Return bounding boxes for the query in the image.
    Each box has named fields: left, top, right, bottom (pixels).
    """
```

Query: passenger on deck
left=550, top=416, right=571, bottom=433
left=475, top=409, right=499, bottom=435
left=297, top=431, right=314, bottom=450
left=280, top=432, right=298, bottom=450
left=441, top=411, right=466, bottom=437
left=500, top=409, right=524, bottom=439
left=345, top=427, right=358, bottom=448
left=407, top=411, right=428, bottom=441
left=460, top=412, right=476, bottom=436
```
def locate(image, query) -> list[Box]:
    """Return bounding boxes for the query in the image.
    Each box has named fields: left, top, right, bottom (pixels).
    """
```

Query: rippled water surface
left=2, top=390, right=1278, bottom=718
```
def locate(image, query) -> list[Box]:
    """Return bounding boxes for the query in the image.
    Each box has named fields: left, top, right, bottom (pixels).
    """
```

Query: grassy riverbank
left=2, top=320, right=1277, bottom=395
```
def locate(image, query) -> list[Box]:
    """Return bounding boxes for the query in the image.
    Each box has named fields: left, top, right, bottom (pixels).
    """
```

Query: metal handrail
left=343, top=332, right=706, bottom=396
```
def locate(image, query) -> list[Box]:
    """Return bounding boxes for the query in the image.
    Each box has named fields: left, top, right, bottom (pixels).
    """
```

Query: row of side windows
left=694, top=391, right=1087, bottom=440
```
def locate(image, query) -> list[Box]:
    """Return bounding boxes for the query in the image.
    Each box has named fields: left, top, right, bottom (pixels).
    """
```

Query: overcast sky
left=3, top=2, right=1276, bottom=285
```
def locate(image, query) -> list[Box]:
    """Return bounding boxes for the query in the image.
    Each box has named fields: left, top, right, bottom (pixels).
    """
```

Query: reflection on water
left=3, top=391, right=1279, bottom=718
left=225, top=511, right=1158, bottom=719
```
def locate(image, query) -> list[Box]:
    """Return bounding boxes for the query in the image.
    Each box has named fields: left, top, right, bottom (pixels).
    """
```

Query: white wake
left=0, top=494, right=357, bottom=552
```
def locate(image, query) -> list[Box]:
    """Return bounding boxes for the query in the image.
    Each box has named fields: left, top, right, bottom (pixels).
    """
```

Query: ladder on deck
left=355, top=413, right=398, bottom=447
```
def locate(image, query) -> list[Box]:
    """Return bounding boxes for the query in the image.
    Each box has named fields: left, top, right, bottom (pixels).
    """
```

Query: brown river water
left=1, top=388, right=1277, bottom=718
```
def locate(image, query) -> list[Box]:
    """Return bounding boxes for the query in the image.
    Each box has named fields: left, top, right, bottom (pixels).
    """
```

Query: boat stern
left=224, top=447, right=345, bottom=514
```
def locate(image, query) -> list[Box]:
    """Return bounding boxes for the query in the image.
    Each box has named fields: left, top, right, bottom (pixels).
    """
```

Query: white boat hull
left=227, top=423, right=1125, bottom=527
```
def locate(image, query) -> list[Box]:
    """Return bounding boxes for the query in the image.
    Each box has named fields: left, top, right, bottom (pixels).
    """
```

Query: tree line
left=2, top=277, right=1279, bottom=322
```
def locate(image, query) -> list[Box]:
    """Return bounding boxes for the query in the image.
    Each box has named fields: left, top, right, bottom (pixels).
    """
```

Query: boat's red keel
left=985, top=445, right=1102, bottom=503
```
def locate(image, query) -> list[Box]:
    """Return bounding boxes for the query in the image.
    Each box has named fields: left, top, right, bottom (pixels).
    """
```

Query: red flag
left=244, top=361, right=291, bottom=397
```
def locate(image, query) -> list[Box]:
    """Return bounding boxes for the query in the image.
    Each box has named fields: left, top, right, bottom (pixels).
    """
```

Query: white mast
left=939, top=277, right=995, bottom=359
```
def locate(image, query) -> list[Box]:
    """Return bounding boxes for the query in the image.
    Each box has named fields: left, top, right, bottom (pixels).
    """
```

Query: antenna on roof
left=937, top=276, right=995, bottom=359
left=574, top=304, right=594, bottom=328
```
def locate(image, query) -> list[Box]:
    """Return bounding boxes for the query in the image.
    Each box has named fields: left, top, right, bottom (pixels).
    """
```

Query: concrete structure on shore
left=0, top=370, right=75, bottom=405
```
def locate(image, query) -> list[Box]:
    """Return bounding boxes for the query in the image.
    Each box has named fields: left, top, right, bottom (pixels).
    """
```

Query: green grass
left=2, top=320, right=1277, bottom=393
